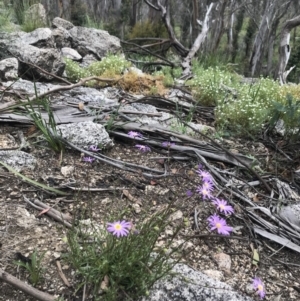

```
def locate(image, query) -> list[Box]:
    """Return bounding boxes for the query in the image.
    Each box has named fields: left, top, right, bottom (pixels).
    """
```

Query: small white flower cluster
left=64, top=55, right=131, bottom=82
left=88, top=54, right=131, bottom=76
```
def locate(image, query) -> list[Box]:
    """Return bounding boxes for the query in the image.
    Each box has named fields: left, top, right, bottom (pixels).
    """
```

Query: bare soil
left=0, top=123, right=300, bottom=301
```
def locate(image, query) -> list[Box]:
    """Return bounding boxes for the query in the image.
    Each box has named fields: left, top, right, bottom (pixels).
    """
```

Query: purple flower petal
left=196, top=185, right=213, bottom=200
left=107, top=220, right=131, bottom=237
left=135, top=144, right=151, bottom=152
left=82, top=156, right=95, bottom=163
left=207, top=214, right=232, bottom=235
left=162, top=141, right=175, bottom=148
left=128, top=131, right=143, bottom=138
left=253, top=277, right=265, bottom=299
left=89, top=145, right=101, bottom=152
left=213, top=198, right=234, bottom=215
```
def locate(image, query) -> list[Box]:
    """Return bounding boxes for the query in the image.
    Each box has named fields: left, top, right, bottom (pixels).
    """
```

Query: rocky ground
left=0, top=114, right=300, bottom=301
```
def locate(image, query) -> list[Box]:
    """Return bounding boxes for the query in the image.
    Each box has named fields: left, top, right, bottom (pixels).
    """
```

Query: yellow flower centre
left=219, top=204, right=225, bottom=209
left=114, top=224, right=122, bottom=230
left=257, top=284, right=263, bottom=291
left=216, top=222, right=221, bottom=229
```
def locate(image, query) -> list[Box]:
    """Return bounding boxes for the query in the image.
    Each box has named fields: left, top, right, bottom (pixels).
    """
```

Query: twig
left=55, top=260, right=71, bottom=287
left=0, top=268, right=56, bottom=301
left=17, top=58, right=72, bottom=85
left=176, top=117, right=272, bottom=193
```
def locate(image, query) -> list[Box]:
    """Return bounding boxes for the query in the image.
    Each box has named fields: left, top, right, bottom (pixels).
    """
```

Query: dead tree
left=277, top=15, right=300, bottom=85
left=144, top=0, right=215, bottom=78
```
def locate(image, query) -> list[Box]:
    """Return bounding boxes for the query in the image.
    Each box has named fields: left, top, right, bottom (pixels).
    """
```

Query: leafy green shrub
left=154, top=66, right=182, bottom=87
left=65, top=55, right=131, bottom=83
left=12, top=0, right=46, bottom=32
left=269, top=94, right=300, bottom=139
left=66, top=206, right=184, bottom=301
left=87, top=54, right=131, bottom=77
left=0, top=5, right=13, bottom=31
left=187, top=65, right=240, bottom=106
left=215, top=77, right=284, bottom=133
left=64, top=58, right=91, bottom=82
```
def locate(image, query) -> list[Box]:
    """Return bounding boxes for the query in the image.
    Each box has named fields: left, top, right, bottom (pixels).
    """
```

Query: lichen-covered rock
left=142, top=264, right=254, bottom=301
left=57, top=121, right=114, bottom=149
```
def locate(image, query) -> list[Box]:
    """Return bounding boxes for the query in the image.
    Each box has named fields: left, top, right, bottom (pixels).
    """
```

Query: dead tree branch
left=181, top=3, right=214, bottom=78
left=0, top=268, right=56, bottom=301
left=144, top=0, right=189, bottom=57
left=277, top=15, right=300, bottom=84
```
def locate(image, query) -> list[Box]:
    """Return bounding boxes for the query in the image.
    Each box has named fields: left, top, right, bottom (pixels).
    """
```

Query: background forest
left=2, top=0, right=300, bottom=82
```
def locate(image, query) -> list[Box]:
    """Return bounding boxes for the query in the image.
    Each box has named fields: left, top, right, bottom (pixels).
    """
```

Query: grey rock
left=52, top=17, right=75, bottom=30
left=61, top=47, right=82, bottom=61
left=2, top=80, right=119, bottom=107
left=19, top=28, right=54, bottom=48
left=277, top=203, right=300, bottom=230
left=57, top=121, right=114, bottom=149
left=0, top=58, right=18, bottom=80
left=8, top=43, right=65, bottom=80
left=80, top=54, right=98, bottom=68
left=68, top=26, right=121, bottom=59
left=51, top=27, right=72, bottom=48
left=142, top=263, right=254, bottom=301
left=0, top=150, right=37, bottom=172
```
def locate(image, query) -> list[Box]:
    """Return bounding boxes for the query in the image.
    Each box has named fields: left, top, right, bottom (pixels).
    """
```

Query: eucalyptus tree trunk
left=249, top=0, right=276, bottom=76
left=278, top=15, right=300, bottom=84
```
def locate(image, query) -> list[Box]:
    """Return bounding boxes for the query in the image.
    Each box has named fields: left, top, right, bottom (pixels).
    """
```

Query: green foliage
left=15, top=249, right=46, bottom=286
left=70, top=0, right=88, bottom=26
left=269, top=94, right=300, bottom=140
left=64, top=55, right=131, bottom=83
left=215, top=77, right=284, bottom=133
left=187, top=65, right=240, bottom=106
left=64, top=58, right=91, bottom=82
left=12, top=0, right=46, bottom=32
left=66, top=206, right=184, bottom=301
left=88, top=54, right=131, bottom=77
left=128, top=20, right=168, bottom=40
left=0, top=5, right=13, bottom=31
left=24, top=98, right=64, bottom=153
left=154, top=66, right=182, bottom=87
left=83, top=14, right=104, bottom=30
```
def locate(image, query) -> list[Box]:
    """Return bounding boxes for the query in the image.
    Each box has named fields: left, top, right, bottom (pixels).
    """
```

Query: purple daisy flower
left=89, top=145, right=101, bottom=152
left=135, top=144, right=151, bottom=152
left=107, top=220, right=131, bottom=237
left=202, top=180, right=214, bottom=192
left=162, top=141, right=175, bottom=148
left=196, top=185, right=213, bottom=200
left=213, top=198, right=234, bottom=215
left=197, top=169, right=213, bottom=183
left=253, top=277, right=265, bottom=299
left=82, top=156, right=95, bottom=163
left=128, top=131, right=143, bottom=138
left=207, top=214, right=233, bottom=235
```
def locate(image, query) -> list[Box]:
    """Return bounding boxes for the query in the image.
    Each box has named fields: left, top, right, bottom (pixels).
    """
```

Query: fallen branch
left=0, top=268, right=56, bottom=301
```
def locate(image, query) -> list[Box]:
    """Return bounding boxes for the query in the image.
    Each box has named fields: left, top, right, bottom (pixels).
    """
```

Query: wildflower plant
left=66, top=205, right=185, bottom=301
left=23, top=98, right=64, bottom=153
left=195, top=166, right=234, bottom=235
left=253, top=277, right=266, bottom=299
left=14, top=249, right=46, bottom=286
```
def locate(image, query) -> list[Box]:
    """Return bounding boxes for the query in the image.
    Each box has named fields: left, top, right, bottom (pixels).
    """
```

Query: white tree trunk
left=181, top=3, right=214, bottom=78
left=278, top=15, right=300, bottom=84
